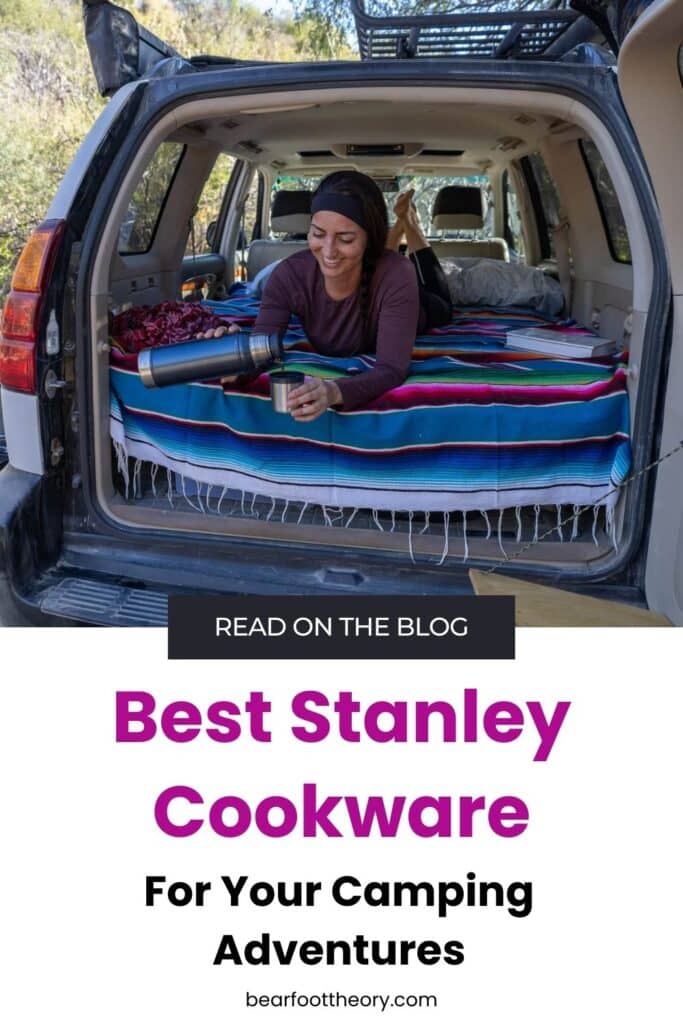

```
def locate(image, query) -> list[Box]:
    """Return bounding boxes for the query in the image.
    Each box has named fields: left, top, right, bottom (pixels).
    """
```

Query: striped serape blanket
left=110, top=295, right=631, bottom=541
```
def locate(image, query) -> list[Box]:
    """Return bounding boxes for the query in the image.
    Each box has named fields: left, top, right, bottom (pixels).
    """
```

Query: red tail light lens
left=2, top=291, right=42, bottom=341
left=0, top=336, right=38, bottom=394
left=0, top=219, right=66, bottom=394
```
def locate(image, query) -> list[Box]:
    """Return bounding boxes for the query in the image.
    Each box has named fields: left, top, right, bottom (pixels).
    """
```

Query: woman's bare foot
left=393, top=187, right=415, bottom=220
left=400, top=199, right=430, bottom=254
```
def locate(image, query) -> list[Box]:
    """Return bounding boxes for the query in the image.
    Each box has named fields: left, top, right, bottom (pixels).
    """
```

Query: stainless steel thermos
left=137, top=331, right=283, bottom=388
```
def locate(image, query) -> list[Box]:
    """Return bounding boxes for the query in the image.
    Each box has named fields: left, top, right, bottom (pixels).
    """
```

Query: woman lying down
left=199, top=171, right=452, bottom=421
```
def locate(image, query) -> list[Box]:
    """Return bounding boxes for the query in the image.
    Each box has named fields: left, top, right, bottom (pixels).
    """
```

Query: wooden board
left=469, top=570, right=671, bottom=627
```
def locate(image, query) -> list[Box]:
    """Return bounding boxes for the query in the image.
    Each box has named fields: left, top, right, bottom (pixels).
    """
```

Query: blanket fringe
left=344, top=507, right=357, bottom=528
left=497, top=510, right=508, bottom=560
left=112, top=440, right=130, bottom=499
left=571, top=503, right=580, bottom=541
left=606, top=503, right=618, bottom=551
left=437, top=511, right=451, bottom=566
left=112, top=451, right=623, bottom=565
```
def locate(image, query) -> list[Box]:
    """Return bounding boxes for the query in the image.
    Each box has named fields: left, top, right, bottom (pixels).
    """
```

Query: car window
left=502, top=169, right=526, bottom=260
left=184, top=153, right=235, bottom=258
left=269, top=175, right=320, bottom=238
left=235, top=170, right=264, bottom=280
left=579, top=139, right=632, bottom=264
left=385, top=174, right=494, bottom=239
left=522, top=153, right=562, bottom=260
left=118, top=142, right=185, bottom=255
left=244, top=171, right=264, bottom=242
left=268, top=173, right=495, bottom=240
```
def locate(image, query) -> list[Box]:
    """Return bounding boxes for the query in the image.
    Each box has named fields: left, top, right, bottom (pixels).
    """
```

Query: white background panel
left=0, top=628, right=680, bottom=1022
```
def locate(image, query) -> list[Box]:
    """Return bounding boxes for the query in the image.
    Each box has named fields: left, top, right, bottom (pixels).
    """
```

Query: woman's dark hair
left=312, top=171, right=388, bottom=350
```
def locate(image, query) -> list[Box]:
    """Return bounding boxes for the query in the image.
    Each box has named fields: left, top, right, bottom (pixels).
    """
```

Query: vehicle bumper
left=0, top=466, right=649, bottom=627
left=0, top=466, right=66, bottom=624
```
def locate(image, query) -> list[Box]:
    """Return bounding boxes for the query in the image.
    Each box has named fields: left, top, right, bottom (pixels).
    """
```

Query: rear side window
left=502, top=169, right=526, bottom=260
left=580, top=139, right=632, bottom=264
left=521, top=153, right=561, bottom=259
left=235, top=171, right=265, bottom=280
left=118, top=142, right=185, bottom=255
left=184, top=153, right=236, bottom=258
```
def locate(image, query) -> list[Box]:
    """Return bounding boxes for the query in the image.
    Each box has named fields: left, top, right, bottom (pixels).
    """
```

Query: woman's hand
left=288, top=377, right=342, bottom=421
left=196, top=322, right=241, bottom=340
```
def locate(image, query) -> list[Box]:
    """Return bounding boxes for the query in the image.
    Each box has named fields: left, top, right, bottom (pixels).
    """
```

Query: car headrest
left=271, top=190, right=313, bottom=235
left=432, top=186, right=485, bottom=231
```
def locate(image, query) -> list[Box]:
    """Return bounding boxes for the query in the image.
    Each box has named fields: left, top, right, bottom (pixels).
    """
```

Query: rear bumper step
left=39, top=577, right=168, bottom=626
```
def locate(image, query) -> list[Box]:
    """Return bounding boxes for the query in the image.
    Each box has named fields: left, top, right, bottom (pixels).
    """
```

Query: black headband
left=311, top=192, right=366, bottom=230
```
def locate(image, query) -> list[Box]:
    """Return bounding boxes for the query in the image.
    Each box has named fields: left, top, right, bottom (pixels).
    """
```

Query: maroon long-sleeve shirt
left=253, top=249, right=421, bottom=411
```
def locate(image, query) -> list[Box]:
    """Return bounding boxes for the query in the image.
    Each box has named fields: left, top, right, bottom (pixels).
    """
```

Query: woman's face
left=308, top=210, right=367, bottom=286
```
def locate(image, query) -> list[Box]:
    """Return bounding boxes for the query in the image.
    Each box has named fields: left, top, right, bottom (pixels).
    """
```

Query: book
left=505, top=327, right=617, bottom=358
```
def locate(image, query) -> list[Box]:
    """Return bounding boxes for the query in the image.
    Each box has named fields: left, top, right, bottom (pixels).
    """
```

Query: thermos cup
left=270, top=371, right=305, bottom=413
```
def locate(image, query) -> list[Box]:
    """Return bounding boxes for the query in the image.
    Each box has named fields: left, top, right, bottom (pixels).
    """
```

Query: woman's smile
left=308, top=210, right=367, bottom=295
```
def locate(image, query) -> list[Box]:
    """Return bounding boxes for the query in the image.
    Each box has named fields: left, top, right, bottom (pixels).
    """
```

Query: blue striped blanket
left=109, top=294, right=631, bottom=533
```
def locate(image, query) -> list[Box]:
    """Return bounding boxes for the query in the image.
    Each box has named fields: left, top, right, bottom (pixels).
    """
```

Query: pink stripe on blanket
left=357, top=371, right=629, bottom=411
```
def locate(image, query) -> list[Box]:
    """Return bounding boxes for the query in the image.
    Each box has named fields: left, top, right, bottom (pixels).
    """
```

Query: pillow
left=244, top=258, right=282, bottom=298
left=441, top=257, right=565, bottom=316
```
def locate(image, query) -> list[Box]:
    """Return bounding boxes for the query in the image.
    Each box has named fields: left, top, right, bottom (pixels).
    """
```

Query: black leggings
left=410, top=247, right=452, bottom=330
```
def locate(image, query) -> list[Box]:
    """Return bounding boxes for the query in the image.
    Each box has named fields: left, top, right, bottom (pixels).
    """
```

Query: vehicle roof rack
left=351, top=1, right=581, bottom=61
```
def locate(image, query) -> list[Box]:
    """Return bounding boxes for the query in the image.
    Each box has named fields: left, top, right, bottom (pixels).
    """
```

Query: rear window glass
left=269, top=175, right=320, bottom=238
left=268, top=174, right=495, bottom=240
left=386, top=175, right=494, bottom=239
left=119, top=142, right=185, bottom=255
left=271, top=174, right=321, bottom=201
left=580, top=139, right=632, bottom=264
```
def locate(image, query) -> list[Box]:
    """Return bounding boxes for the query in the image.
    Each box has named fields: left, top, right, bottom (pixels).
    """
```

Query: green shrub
left=0, top=0, right=330, bottom=298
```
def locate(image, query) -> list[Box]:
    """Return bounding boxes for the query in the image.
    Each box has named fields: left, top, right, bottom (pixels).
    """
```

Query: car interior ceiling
left=94, top=89, right=645, bottom=564
left=107, top=95, right=638, bottom=319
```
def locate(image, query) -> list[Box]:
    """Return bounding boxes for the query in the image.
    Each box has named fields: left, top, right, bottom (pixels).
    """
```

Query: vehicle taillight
left=0, top=219, right=66, bottom=394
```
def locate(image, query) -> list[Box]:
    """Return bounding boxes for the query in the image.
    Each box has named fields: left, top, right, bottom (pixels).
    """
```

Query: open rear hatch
left=83, top=0, right=266, bottom=98
left=81, top=0, right=651, bottom=100
left=83, top=0, right=185, bottom=97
